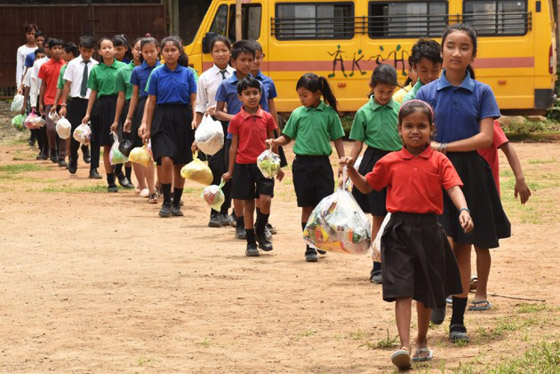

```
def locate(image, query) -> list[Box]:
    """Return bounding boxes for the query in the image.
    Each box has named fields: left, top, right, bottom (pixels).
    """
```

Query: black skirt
left=381, top=212, right=463, bottom=308
left=352, top=147, right=390, bottom=216
left=440, top=152, right=511, bottom=248
left=130, top=96, right=147, bottom=148
left=151, top=103, right=194, bottom=165
left=117, top=99, right=130, bottom=141
left=91, top=95, right=117, bottom=146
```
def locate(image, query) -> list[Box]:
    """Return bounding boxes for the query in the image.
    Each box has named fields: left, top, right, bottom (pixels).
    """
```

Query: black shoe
left=449, top=324, right=469, bottom=343
left=82, top=147, right=91, bottom=164
left=28, top=138, right=36, bottom=146
left=369, top=269, right=382, bottom=284
left=221, top=213, right=235, bottom=227
left=50, top=150, right=57, bottom=163
left=159, top=202, right=172, bottom=217
left=266, top=223, right=277, bottom=235
left=40, top=151, right=48, bottom=160
left=117, top=174, right=134, bottom=189
left=172, top=204, right=184, bottom=216
left=235, top=225, right=246, bottom=240
left=36, top=151, right=44, bottom=160
left=209, top=214, right=222, bottom=227
left=58, top=159, right=68, bottom=168
left=89, top=169, right=102, bottom=179
left=256, top=232, right=273, bottom=251
left=68, top=159, right=77, bottom=174
left=305, top=248, right=318, bottom=262
left=246, top=242, right=260, bottom=257
left=264, top=225, right=272, bottom=241
left=431, top=306, right=446, bottom=325
left=317, top=249, right=327, bottom=255
left=107, top=184, right=118, bottom=193
left=229, top=213, right=237, bottom=227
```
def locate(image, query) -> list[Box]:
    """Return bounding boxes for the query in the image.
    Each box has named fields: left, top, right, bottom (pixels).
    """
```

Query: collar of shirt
left=100, top=59, right=120, bottom=69
left=304, top=100, right=327, bottom=112
left=162, top=64, right=184, bottom=73
left=254, top=71, right=266, bottom=81
left=369, top=96, right=398, bottom=111
left=399, top=146, right=433, bottom=160
left=437, top=69, right=475, bottom=92
left=240, top=106, right=264, bottom=120
left=49, top=57, right=65, bottom=66
left=140, top=60, right=161, bottom=70
left=213, top=64, right=233, bottom=74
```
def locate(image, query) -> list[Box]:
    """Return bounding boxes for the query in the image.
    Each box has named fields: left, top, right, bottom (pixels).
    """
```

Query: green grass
left=514, top=303, right=550, bottom=314
left=359, top=329, right=398, bottom=349
left=488, top=341, right=560, bottom=373
left=41, top=185, right=108, bottom=193
left=528, top=158, right=557, bottom=165
left=0, top=163, right=44, bottom=174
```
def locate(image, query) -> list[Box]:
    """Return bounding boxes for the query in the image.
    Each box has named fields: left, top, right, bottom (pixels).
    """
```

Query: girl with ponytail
left=267, top=73, right=345, bottom=262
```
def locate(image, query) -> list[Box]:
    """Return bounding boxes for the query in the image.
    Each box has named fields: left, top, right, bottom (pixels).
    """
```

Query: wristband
left=459, top=207, right=470, bottom=214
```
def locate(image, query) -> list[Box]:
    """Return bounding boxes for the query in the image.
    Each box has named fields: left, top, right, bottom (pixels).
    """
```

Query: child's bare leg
left=395, top=297, right=412, bottom=351
left=145, top=162, right=155, bottom=194
left=132, top=163, right=146, bottom=190
left=244, top=199, right=255, bottom=230
left=233, top=199, right=244, bottom=218
left=103, top=146, right=113, bottom=174
left=416, top=301, right=430, bottom=348
left=172, top=165, right=185, bottom=188
left=301, top=206, right=313, bottom=223
left=160, top=157, right=173, bottom=184
left=453, top=242, right=472, bottom=299
left=474, top=246, right=491, bottom=302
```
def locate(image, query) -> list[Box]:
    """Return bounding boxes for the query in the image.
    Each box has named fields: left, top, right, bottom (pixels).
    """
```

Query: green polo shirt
left=349, top=96, right=401, bottom=151
left=56, top=64, right=67, bottom=90
left=87, top=59, right=126, bottom=97
left=115, top=61, right=135, bottom=101
left=282, top=101, right=345, bottom=156
left=402, top=80, right=424, bottom=103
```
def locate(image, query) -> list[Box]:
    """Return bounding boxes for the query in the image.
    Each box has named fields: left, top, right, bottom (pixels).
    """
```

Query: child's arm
left=333, top=138, right=346, bottom=176
left=38, top=80, right=46, bottom=115
left=142, top=94, right=157, bottom=143
left=21, top=86, right=30, bottom=115
left=58, top=80, right=72, bottom=118
left=500, top=142, right=531, bottom=204
left=268, top=129, right=284, bottom=181
left=267, top=134, right=291, bottom=147
left=111, top=91, right=126, bottom=133
left=433, top=118, right=493, bottom=152
left=51, top=88, right=63, bottom=115
left=339, top=158, right=374, bottom=194
left=215, top=101, right=233, bottom=122
left=446, top=186, right=474, bottom=232
left=268, top=98, right=278, bottom=127
left=123, top=86, right=139, bottom=133
left=190, top=93, right=197, bottom=129
left=349, top=140, right=363, bottom=164
left=81, top=90, right=97, bottom=124
left=222, top=134, right=238, bottom=181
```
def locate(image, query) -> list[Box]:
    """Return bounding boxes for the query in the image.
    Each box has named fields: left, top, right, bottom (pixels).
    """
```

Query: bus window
left=463, top=0, right=528, bottom=35
left=369, top=1, right=448, bottom=38
left=228, top=4, right=262, bottom=41
left=209, top=4, right=228, bottom=36
left=273, top=2, right=354, bottom=40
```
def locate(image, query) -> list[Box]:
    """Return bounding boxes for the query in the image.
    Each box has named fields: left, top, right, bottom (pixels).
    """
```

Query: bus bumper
left=535, top=89, right=555, bottom=109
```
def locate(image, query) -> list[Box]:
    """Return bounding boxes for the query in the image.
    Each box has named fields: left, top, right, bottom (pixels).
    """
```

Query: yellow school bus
left=185, top=0, right=557, bottom=114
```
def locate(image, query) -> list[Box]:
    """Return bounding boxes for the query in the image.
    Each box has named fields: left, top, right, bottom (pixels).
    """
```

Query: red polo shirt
left=38, top=58, right=65, bottom=106
left=228, top=106, right=277, bottom=164
left=366, top=146, right=463, bottom=214
left=477, top=120, right=508, bottom=194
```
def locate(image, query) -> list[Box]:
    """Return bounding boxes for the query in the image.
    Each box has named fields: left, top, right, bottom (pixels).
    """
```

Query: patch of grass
left=0, top=163, right=44, bottom=174
left=41, top=185, right=108, bottom=193
left=197, top=338, right=212, bottom=348
left=297, top=329, right=317, bottom=339
left=488, top=341, right=560, bottom=373
left=514, top=303, right=549, bottom=314
left=452, top=362, right=477, bottom=374
left=137, top=356, right=154, bottom=366
left=528, top=158, right=557, bottom=165
left=348, top=330, right=367, bottom=341
left=359, top=329, right=398, bottom=349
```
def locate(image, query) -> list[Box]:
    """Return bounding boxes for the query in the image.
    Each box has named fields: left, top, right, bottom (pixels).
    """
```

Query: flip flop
left=391, top=348, right=412, bottom=370
left=468, top=299, right=492, bottom=311
left=412, top=348, right=433, bottom=362
left=470, top=275, right=478, bottom=291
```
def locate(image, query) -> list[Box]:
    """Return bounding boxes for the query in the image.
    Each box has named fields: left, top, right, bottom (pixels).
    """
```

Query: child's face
left=162, top=42, right=180, bottom=65
left=62, top=50, right=74, bottom=63
left=114, top=45, right=127, bottom=61
left=211, top=41, right=231, bottom=68
left=141, top=43, right=159, bottom=65
left=252, top=50, right=264, bottom=74
left=414, top=57, right=442, bottom=85
left=50, top=45, right=63, bottom=60
left=372, top=83, right=396, bottom=105
left=297, top=87, right=322, bottom=108
left=442, top=31, right=475, bottom=72
left=398, top=110, right=433, bottom=150
left=79, top=47, right=94, bottom=61
left=36, top=36, right=44, bottom=48
left=407, top=69, right=418, bottom=85
left=132, top=41, right=141, bottom=63
left=232, top=52, right=254, bottom=76
left=35, top=52, right=46, bottom=61
left=25, top=30, right=36, bottom=44
left=44, top=45, right=51, bottom=58
left=238, top=87, right=261, bottom=110
left=99, top=40, right=115, bottom=60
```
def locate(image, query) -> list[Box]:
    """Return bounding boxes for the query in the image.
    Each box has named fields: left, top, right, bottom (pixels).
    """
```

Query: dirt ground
left=1, top=123, right=560, bottom=373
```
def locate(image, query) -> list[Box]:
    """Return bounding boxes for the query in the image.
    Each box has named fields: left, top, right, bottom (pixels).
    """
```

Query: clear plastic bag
left=48, top=111, right=60, bottom=122
left=55, top=117, right=72, bottom=139
left=73, top=123, right=92, bottom=144
left=303, top=167, right=372, bottom=255
left=129, top=145, right=152, bottom=167
left=201, top=179, right=226, bottom=211
left=257, top=148, right=281, bottom=179
left=11, top=114, right=25, bottom=131
left=24, top=111, right=39, bottom=129
left=195, top=114, right=224, bottom=156
left=180, top=154, right=213, bottom=185
left=109, top=132, right=128, bottom=165
left=11, top=94, right=24, bottom=113
left=369, top=213, right=391, bottom=262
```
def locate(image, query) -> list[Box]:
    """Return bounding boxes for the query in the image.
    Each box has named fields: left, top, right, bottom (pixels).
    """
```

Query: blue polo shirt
left=215, top=72, right=269, bottom=139
left=131, top=60, right=161, bottom=99
left=147, top=64, right=197, bottom=105
left=25, top=52, right=36, bottom=68
left=416, top=70, right=500, bottom=143
left=255, top=71, right=278, bottom=100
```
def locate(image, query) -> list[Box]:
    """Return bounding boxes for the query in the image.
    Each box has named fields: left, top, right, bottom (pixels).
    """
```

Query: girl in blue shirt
left=143, top=36, right=197, bottom=217
left=416, top=24, right=510, bottom=344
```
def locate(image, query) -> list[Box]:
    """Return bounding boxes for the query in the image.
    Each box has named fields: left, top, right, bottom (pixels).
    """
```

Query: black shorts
left=231, top=163, right=274, bottom=200
left=292, top=155, right=334, bottom=207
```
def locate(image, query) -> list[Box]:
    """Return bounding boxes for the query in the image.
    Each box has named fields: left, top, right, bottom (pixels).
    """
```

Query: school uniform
left=130, top=60, right=161, bottom=148
left=115, top=62, right=135, bottom=141
left=147, top=64, right=197, bottom=165
left=64, top=56, right=98, bottom=169
left=478, top=120, right=509, bottom=194
left=402, top=80, right=424, bottom=103
left=282, top=101, right=345, bottom=207
left=366, top=146, right=463, bottom=308
left=350, top=96, right=401, bottom=215
left=28, top=56, right=49, bottom=156
left=416, top=70, right=511, bottom=248
left=229, top=107, right=277, bottom=199
left=16, top=44, right=37, bottom=87
left=38, top=57, right=66, bottom=160
left=392, top=82, right=413, bottom=104
left=87, top=59, right=126, bottom=147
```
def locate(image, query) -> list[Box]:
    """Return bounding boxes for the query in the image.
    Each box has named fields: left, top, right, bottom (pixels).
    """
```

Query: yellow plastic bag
left=129, top=145, right=152, bottom=167
left=180, top=154, right=213, bottom=185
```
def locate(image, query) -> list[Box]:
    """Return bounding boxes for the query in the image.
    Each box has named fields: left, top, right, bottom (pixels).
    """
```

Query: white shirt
left=63, top=56, right=99, bottom=99
left=195, top=64, right=235, bottom=113
left=29, top=56, right=48, bottom=108
left=16, top=45, right=37, bottom=86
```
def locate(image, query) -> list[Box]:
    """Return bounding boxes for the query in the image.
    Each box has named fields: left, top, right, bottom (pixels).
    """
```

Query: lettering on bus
left=328, top=45, right=409, bottom=78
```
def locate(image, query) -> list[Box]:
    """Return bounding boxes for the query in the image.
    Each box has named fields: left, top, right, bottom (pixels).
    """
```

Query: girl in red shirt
left=341, top=100, right=473, bottom=370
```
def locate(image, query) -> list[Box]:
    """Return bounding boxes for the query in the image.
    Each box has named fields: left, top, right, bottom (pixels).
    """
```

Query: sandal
left=468, top=299, right=492, bottom=311
left=148, top=193, right=158, bottom=204
left=449, top=324, right=469, bottom=343
left=412, top=348, right=433, bottom=362
left=391, top=348, right=412, bottom=370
